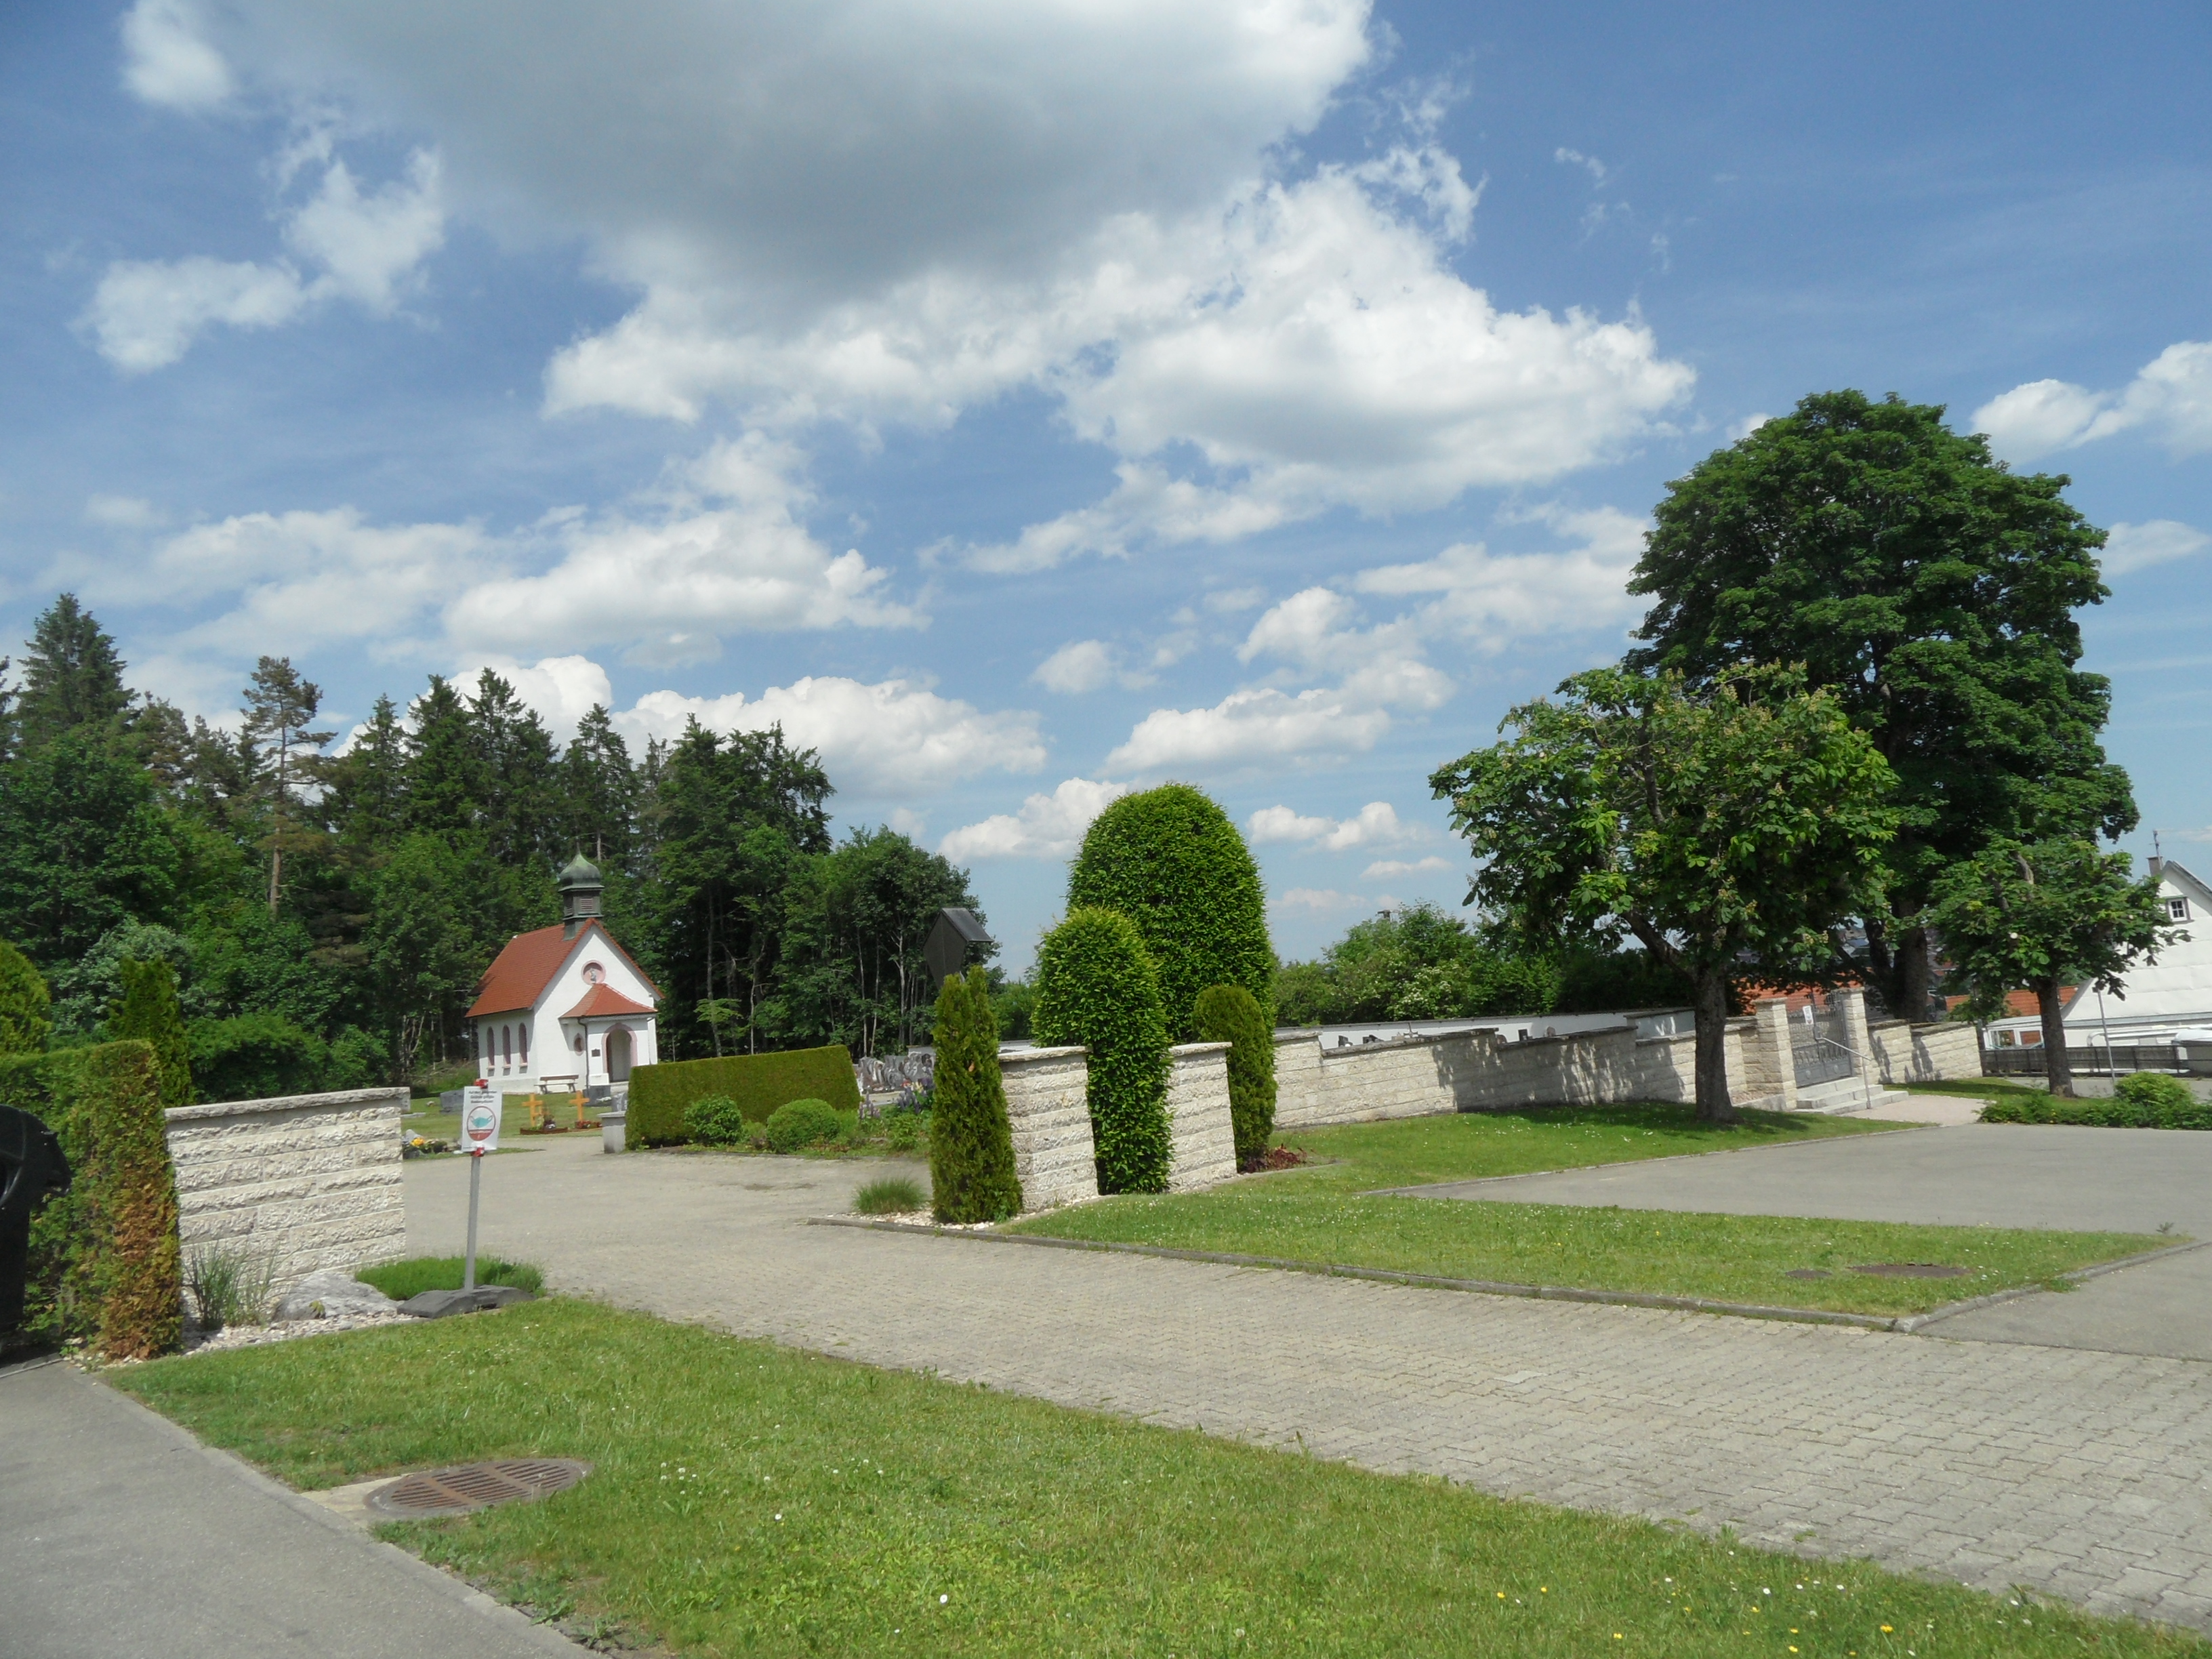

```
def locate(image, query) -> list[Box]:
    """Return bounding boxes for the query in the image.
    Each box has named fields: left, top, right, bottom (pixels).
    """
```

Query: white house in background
left=1985, top=857, right=2211, bottom=1050
left=465, top=854, right=660, bottom=1095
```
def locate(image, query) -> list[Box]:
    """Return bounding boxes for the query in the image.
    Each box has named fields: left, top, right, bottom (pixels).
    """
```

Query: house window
left=501, top=1025, right=512, bottom=1066
left=519, top=1025, right=529, bottom=1067
left=2171, top=897, right=2193, bottom=922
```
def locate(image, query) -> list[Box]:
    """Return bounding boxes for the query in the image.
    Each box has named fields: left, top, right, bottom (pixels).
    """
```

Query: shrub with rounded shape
left=2114, top=1071, right=2199, bottom=1123
left=0, top=939, right=51, bottom=1057
left=1194, top=983, right=1277, bottom=1168
left=686, top=1094, right=748, bottom=1147
left=766, top=1097, right=844, bottom=1153
left=1031, top=907, right=1171, bottom=1194
left=1067, top=784, right=1273, bottom=1040
left=927, top=966, right=1023, bottom=1223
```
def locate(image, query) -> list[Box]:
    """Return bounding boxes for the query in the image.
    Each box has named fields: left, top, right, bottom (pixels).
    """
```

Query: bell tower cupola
left=558, top=852, right=604, bottom=941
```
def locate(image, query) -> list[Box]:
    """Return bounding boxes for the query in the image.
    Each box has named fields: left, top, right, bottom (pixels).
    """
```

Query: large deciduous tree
left=1927, top=838, right=2175, bottom=1097
left=1431, top=667, right=1897, bottom=1120
left=1626, top=390, right=2132, bottom=1019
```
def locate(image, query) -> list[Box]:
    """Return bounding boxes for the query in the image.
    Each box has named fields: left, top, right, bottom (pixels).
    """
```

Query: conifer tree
left=17, top=594, right=130, bottom=753
left=0, top=937, right=53, bottom=1054
left=109, top=958, right=194, bottom=1107
left=926, top=966, right=1023, bottom=1223
left=1031, top=907, right=1172, bottom=1193
left=242, top=657, right=333, bottom=916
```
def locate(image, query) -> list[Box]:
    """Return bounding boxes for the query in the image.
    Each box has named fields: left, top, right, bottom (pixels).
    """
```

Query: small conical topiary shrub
left=1031, top=906, right=1171, bottom=1194
left=109, top=958, right=194, bottom=1109
left=0, top=938, right=52, bottom=1056
left=928, top=966, right=1024, bottom=1223
left=1194, top=982, right=1276, bottom=1169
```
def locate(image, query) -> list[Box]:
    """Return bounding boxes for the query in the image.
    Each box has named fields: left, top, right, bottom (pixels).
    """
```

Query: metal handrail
left=1797, top=1030, right=1874, bottom=1113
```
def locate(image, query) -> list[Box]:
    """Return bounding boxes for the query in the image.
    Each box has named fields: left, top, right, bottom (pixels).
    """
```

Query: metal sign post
left=457, top=1088, right=501, bottom=1291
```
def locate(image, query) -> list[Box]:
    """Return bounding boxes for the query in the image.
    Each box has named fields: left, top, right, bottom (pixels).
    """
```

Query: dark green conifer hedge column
left=1031, top=907, right=1171, bottom=1193
left=926, top=966, right=1023, bottom=1223
left=0, top=938, right=52, bottom=1055
left=110, top=958, right=194, bottom=1108
left=1067, top=783, right=1273, bottom=1040
left=1194, top=983, right=1276, bottom=1168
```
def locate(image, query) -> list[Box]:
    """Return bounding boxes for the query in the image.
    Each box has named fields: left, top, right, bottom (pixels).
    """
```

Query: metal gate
left=1791, top=1008, right=1856, bottom=1087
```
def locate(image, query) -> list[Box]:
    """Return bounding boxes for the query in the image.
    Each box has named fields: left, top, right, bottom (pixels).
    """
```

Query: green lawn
left=356, top=1255, right=544, bottom=1300
left=115, top=1300, right=2205, bottom=1658
left=1256, top=1101, right=1907, bottom=1192
left=998, top=1105, right=2167, bottom=1316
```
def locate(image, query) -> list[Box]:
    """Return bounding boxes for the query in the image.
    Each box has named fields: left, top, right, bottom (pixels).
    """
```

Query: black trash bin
left=0, top=1104, right=72, bottom=1334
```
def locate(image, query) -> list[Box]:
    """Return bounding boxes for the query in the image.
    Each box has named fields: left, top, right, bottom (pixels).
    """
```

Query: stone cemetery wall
left=998, top=1046, right=1098, bottom=1211
left=1271, top=1017, right=1763, bottom=1129
left=1869, top=1019, right=1982, bottom=1084
left=163, top=1086, right=408, bottom=1293
left=1164, top=1042, right=1237, bottom=1192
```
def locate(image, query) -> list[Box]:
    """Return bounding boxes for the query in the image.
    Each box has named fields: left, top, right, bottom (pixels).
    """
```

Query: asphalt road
left=1394, top=1122, right=2212, bottom=1359
left=0, top=1355, right=579, bottom=1659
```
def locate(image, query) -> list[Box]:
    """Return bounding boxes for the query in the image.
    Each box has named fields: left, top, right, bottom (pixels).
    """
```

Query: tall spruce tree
left=405, top=676, right=482, bottom=841
left=17, top=594, right=130, bottom=753
left=1626, top=390, right=2133, bottom=1018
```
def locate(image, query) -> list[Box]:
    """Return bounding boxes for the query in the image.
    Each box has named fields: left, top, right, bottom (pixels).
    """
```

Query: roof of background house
left=1949, top=987, right=2076, bottom=1021
left=466, top=920, right=661, bottom=1019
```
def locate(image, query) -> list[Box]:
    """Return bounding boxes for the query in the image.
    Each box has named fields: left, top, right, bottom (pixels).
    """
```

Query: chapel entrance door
left=607, top=1026, right=633, bottom=1082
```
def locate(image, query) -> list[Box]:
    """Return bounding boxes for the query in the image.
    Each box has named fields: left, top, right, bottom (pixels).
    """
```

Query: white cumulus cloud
left=121, top=0, right=233, bottom=110
left=1974, top=341, right=2212, bottom=462
left=938, top=777, right=1133, bottom=860
left=1270, top=886, right=1366, bottom=915
left=1031, top=639, right=1149, bottom=695
left=1248, top=800, right=1422, bottom=852
left=1106, top=686, right=1391, bottom=773
left=2103, top=520, right=2211, bottom=577
left=617, top=676, right=1044, bottom=796
left=82, top=148, right=445, bottom=371
left=1361, top=855, right=1452, bottom=880
left=453, top=655, right=615, bottom=739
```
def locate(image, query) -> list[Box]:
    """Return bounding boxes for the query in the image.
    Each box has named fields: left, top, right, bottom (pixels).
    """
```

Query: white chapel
left=466, top=854, right=660, bottom=1095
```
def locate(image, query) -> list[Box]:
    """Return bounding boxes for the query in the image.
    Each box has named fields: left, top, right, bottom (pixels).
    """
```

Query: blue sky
left=4, top=2, right=2208, bottom=971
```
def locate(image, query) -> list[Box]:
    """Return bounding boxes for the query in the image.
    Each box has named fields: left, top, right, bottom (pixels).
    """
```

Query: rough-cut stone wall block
left=1164, top=1043, right=1237, bottom=1192
left=999, top=1046, right=1098, bottom=1212
left=164, top=1086, right=409, bottom=1294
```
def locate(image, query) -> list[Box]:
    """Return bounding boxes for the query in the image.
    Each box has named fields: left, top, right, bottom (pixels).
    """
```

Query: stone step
left=1790, top=1076, right=1914, bottom=1115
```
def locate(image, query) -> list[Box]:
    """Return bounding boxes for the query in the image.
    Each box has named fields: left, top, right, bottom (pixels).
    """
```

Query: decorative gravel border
left=810, top=1215, right=2211, bottom=1335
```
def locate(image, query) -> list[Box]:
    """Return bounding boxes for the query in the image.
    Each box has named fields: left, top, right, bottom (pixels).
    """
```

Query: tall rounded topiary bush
left=928, top=966, right=1023, bottom=1223
left=1194, top=983, right=1276, bottom=1169
left=1067, top=783, right=1273, bottom=1040
left=109, top=958, right=194, bottom=1108
left=0, top=938, right=52, bottom=1056
left=1031, top=907, right=1171, bottom=1194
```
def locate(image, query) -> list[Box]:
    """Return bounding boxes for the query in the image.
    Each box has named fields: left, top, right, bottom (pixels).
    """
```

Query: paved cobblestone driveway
left=409, top=1137, right=2212, bottom=1631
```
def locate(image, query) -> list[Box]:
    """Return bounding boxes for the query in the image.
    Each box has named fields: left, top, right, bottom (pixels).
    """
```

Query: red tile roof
left=466, top=922, right=661, bottom=1019
left=562, top=983, right=654, bottom=1021
left=1946, top=987, right=2074, bottom=1021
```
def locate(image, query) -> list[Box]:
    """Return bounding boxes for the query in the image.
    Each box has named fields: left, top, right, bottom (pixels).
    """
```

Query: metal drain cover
left=1849, top=1262, right=1969, bottom=1279
left=367, top=1458, right=591, bottom=1519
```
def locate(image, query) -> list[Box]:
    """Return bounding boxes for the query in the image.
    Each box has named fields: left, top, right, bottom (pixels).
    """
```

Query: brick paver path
left=410, top=1137, right=2212, bottom=1631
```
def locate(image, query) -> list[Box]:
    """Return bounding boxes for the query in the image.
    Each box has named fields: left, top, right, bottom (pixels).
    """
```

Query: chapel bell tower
left=558, top=852, right=604, bottom=941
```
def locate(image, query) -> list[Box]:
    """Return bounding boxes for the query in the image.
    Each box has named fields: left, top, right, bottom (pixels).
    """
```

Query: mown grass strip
left=115, top=1300, right=2206, bottom=1658
left=1005, top=1193, right=2164, bottom=1316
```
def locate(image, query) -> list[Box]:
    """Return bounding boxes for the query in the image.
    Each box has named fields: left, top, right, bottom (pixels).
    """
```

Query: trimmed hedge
left=1981, top=1076, right=2210, bottom=1129
left=1031, top=907, right=1171, bottom=1195
left=0, top=938, right=52, bottom=1055
left=928, top=966, right=1022, bottom=1223
left=110, top=958, right=194, bottom=1108
left=1194, top=982, right=1276, bottom=1168
left=628, top=1044, right=863, bottom=1149
left=0, top=1040, right=182, bottom=1359
left=1067, top=783, right=1274, bottom=1041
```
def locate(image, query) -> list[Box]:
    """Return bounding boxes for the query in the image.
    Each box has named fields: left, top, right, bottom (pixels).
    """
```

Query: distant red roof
left=1948, top=987, right=2074, bottom=1021
left=562, top=982, right=653, bottom=1021
left=466, top=922, right=661, bottom=1019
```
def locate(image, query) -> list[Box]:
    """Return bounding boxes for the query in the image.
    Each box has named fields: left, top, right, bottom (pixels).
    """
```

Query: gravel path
left=407, top=1133, right=2212, bottom=1632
